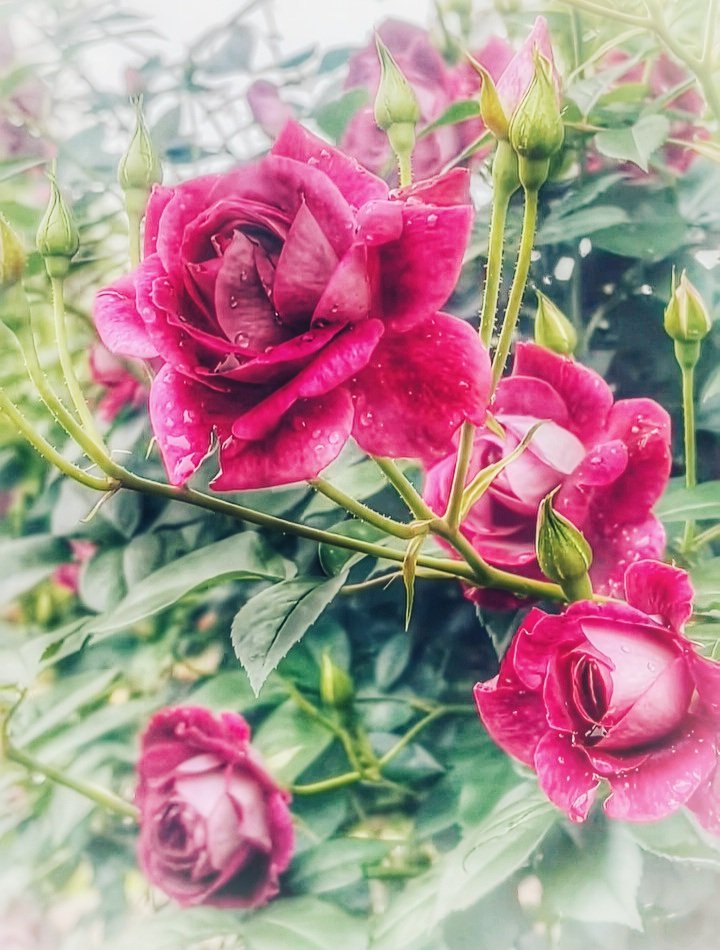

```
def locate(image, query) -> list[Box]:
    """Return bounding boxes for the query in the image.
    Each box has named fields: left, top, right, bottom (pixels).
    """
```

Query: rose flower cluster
left=83, top=14, right=720, bottom=911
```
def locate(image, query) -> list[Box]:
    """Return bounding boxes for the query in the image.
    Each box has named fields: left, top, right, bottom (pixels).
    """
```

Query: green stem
left=0, top=390, right=114, bottom=492
left=377, top=709, right=445, bottom=767
left=397, top=150, right=412, bottom=188
left=444, top=421, right=475, bottom=531
left=309, top=477, right=418, bottom=539
left=557, top=0, right=649, bottom=29
left=284, top=681, right=363, bottom=772
left=50, top=277, right=104, bottom=446
left=5, top=742, right=138, bottom=820
left=480, top=141, right=518, bottom=347
left=702, top=0, right=719, bottom=67
left=491, top=187, right=539, bottom=391
left=372, top=457, right=435, bottom=522
left=290, top=771, right=362, bottom=795
left=681, top=364, right=697, bottom=550
left=128, top=209, right=142, bottom=268
left=692, top=522, right=720, bottom=550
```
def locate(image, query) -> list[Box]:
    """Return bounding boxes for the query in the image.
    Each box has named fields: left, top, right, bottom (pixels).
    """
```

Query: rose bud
left=135, top=706, right=294, bottom=908
left=118, top=97, right=163, bottom=216
left=36, top=174, right=79, bottom=279
left=664, top=270, right=712, bottom=371
left=508, top=52, right=564, bottom=190
left=319, top=652, right=355, bottom=709
left=475, top=560, right=720, bottom=827
left=0, top=213, right=26, bottom=288
left=536, top=487, right=592, bottom=600
left=374, top=34, right=420, bottom=179
left=534, top=290, right=577, bottom=355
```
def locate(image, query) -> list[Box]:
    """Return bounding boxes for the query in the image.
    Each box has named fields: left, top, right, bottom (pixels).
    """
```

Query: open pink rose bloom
left=94, top=121, right=490, bottom=490
left=135, top=706, right=294, bottom=908
left=424, top=342, right=671, bottom=603
left=475, top=561, right=720, bottom=828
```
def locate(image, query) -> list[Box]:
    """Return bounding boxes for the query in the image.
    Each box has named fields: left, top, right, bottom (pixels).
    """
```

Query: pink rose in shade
left=424, top=342, right=671, bottom=605
left=246, top=80, right=295, bottom=140
left=474, top=560, right=720, bottom=828
left=94, top=120, right=490, bottom=490
left=89, top=343, right=149, bottom=422
left=340, top=20, right=513, bottom=180
left=52, top=539, right=96, bottom=594
left=135, top=706, right=294, bottom=909
left=588, top=52, right=708, bottom=175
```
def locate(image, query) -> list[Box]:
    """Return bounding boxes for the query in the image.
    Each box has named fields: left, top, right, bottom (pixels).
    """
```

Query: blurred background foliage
left=1, top=0, right=720, bottom=947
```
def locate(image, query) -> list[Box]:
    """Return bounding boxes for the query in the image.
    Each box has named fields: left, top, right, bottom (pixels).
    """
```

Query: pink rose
left=135, top=706, right=294, bottom=908
left=475, top=560, right=720, bottom=827
left=340, top=19, right=512, bottom=180
left=94, top=121, right=490, bottom=489
left=424, top=342, right=671, bottom=604
left=89, top=343, right=149, bottom=422
left=52, top=539, right=96, bottom=594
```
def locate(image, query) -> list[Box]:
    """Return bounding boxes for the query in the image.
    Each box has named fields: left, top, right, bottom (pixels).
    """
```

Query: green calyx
left=664, top=270, right=711, bottom=344
left=118, top=97, right=162, bottom=214
left=509, top=52, right=563, bottom=190
left=536, top=488, right=593, bottom=601
left=467, top=56, right=509, bottom=141
left=534, top=290, right=577, bottom=355
left=319, top=652, right=355, bottom=710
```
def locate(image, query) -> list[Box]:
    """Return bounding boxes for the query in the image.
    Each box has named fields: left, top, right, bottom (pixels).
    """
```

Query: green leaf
left=289, top=838, right=390, bottom=894
left=318, top=520, right=386, bottom=576
left=80, top=546, right=126, bottom=613
left=232, top=574, right=346, bottom=695
left=244, top=896, right=369, bottom=950
left=0, top=535, right=70, bottom=606
left=541, top=822, right=643, bottom=930
left=686, top=621, right=720, bottom=660
left=419, top=99, right=480, bottom=137
left=314, top=88, right=368, bottom=140
left=690, top=559, right=720, bottom=611
left=372, top=783, right=557, bottom=948
left=252, top=699, right=334, bottom=784
left=595, top=115, right=670, bottom=172
left=629, top=808, right=720, bottom=867
left=536, top=204, right=629, bottom=244
left=90, top=533, right=289, bottom=636
left=657, top=480, right=720, bottom=523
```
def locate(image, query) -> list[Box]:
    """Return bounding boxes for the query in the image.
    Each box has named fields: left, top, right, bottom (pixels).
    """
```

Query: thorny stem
left=491, top=187, right=539, bottom=391
left=444, top=421, right=475, bottom=532
left=371, top=457, right=435, bottom=522
left=309, top=477, right=420, bottom=540
left=480, top=156, right=514, bottom=347
left=681, top=365, right=697, bottom=551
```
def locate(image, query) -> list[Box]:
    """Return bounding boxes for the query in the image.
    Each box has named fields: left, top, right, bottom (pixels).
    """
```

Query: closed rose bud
left=664, top=270, right=711, bottom=370
left=0, top=213, right=26, bottom=287
left=534, top=290, right=577, bottom=355
left=118, top=97, right=162, bottom=215
left=319, top=652, right=355, bottom=709
left=373, top=35, right=421, bottom=132
left=508, top=53, right=563, bottom=190
left=536, top=487, right=592, bottom=600
left=36, top=175, right=79, bottom=279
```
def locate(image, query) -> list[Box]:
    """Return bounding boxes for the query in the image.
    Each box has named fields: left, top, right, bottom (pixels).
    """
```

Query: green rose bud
left=534, top=290, right=577, bottom=355
left=664, top=270, right=711, bottom=369
left=373, top=36, right=421, bottom=132
left=0, top=214, right=26, bottom=288
left=319, top=652, right=355, bottom=710
left=509, top=52, right=564, bottom=191
left=36, top=175, right=80, bottom=279
left=118, top=97, right=163, bottom=216
left=536, top=488, right=593, bottom=601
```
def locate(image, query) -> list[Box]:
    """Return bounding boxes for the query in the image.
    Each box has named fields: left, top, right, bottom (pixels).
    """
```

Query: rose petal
left=623, top=559, right=694, bottom=632
left=214, top=389, right=354, bottom=490
left=602, top=717, right=717, bottom=822
left=590, top=517, right=666, bottom=598
left=351, top=312, right=490, bottom=460
left=380, top=205, right=473, bottom=329
left=493, top=376, right=569, bottom=426
left=496, top=16, right=558, bottom=117
left=94, top=274, right=158, bottom=359
left=312, top=242, right=378, bottom=324
left=272, top=119, right=388, bottom=209
left=533, top=730, right=599, bottom=822
left=397, top=167, right=471, bottom=207
left=144, top=184, right=174, bottom=258
left=473, top=676, right=548, bottom=767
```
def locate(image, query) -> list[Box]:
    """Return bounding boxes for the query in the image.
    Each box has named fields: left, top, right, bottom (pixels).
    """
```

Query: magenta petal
left=533, top=730, right=599, bottom=822
left=686, top=755, right=720, bottom=834
left=156, top=174, right=227, bottom=277
left=143, top=185, right=174, bottom=258
left=473, top=678, right=547, bottom=767
left=691, top=655, right=720, bottom=720
left=380, top=205, right=472, bottom=329
left=589, top=518, right=667, bottom=599
left=493, top=376, right=569, bottom=426
left=149, top=366, right=238, bottom=485
left=511, top=343, right=614, bottom=442
left=213, top=389, right=354, bottom=490
left=351, top=313, right=490, bottom=461
left=623, top=559, right=694, bottom=632
left=313, top=243, right=377, bottom=324
left=271, top=120, right=388, bottom=209
left=602, top=718, right=717, bottom=822
left=397, top=167, right=471, bottom=207
left=94, top=274, right=158, bottom=359
left=356, top=200, right=404, bottom=246
left=496, top=16, right=557, bottom=117
left=273, top=200, right=340, bottom=324
left=232, top=320, right=383, bottom=440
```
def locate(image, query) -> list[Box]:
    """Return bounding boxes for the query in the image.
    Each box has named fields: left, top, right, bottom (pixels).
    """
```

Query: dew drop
left=426, top=213, right=438, bottom=226
left=229, top=295, right=239, bottom=309
left=359, top=410, right=374, bottom=426
left=234, top=332, right=250, bottom=348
